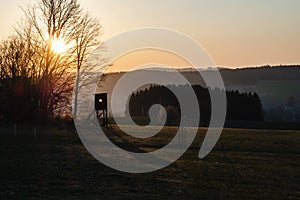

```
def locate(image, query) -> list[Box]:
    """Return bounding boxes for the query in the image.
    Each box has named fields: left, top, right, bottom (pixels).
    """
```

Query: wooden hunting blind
left=94, top=93, right=108, bottom=127
left=95, top=93, right=107, bottom=110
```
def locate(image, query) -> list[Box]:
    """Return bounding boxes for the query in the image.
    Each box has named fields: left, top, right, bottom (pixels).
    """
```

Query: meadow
left=0, top=125, right=299, bottom=199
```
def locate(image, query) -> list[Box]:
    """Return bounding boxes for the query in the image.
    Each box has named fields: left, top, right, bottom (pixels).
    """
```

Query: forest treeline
left=126, top=85, right=263, bottom=126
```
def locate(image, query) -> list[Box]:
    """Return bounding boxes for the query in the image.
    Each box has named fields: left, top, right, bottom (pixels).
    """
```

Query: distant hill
left=220, top=65, right=300, bottom=85
left=97, top=65, right=300, bottom=122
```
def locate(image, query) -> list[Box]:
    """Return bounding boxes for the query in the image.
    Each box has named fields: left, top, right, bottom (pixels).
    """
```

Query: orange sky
left=1, top=0, right=300, bottom=70
left=109, top=50, right=191, bottom=72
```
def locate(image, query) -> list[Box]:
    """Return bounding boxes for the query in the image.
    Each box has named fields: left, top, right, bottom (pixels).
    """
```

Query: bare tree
left=72, top=12, right=105, bottom=119
left=19, top=0, right=79, bottom=120
left=0, top=35, right=38, bottom=122
left=10, top=0, right=104, bottom=122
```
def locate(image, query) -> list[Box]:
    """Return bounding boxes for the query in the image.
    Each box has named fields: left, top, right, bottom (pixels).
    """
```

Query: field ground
left=0, top=125, right=299, bottom=199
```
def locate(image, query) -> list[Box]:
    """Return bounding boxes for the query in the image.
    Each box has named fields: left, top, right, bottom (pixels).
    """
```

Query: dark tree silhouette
left=126, top=85, right=263, bottom=126
left=0, top=0, right=103, bottom=124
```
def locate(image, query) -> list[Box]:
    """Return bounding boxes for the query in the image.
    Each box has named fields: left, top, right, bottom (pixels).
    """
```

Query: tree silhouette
left=126, top=85, right=263, bottom=126
left=0, top=0, right=103, bottom=124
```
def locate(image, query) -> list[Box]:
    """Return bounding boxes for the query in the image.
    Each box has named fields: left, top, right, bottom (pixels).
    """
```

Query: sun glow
left=52, top=38, right=68, bottom=54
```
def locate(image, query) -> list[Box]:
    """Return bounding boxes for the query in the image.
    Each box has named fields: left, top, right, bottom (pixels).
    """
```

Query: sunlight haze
left=0, top=0, right=299, bottom=68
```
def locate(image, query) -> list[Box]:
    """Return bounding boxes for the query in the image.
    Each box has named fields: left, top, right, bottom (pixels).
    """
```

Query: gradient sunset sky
left=0, top=0, right=299, bottom=69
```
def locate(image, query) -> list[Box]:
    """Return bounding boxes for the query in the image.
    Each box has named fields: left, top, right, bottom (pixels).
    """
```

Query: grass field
left=0, top=125, right=299, bottom=199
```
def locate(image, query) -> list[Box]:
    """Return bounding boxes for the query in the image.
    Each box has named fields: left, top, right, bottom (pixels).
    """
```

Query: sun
left=52, top=38, right=68, bottom=54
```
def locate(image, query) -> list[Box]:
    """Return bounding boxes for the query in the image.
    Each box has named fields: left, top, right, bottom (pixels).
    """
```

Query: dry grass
left=0, top=126, right=299, bottom=199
